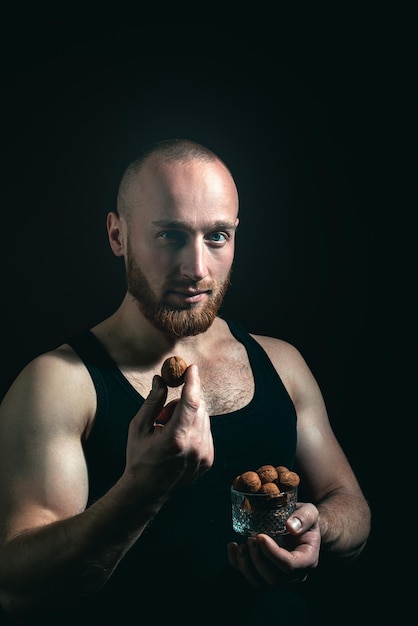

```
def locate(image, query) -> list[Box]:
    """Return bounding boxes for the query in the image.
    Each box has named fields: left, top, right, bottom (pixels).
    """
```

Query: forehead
left=129, top=157, right=239, bottom=225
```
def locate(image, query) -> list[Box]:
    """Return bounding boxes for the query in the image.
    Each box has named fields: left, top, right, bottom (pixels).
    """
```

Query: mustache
left=165, top=280, right=215, bottom=292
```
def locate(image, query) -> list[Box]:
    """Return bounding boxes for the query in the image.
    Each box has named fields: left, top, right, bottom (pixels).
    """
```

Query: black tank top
left=64, top=319, right=305, bottom=625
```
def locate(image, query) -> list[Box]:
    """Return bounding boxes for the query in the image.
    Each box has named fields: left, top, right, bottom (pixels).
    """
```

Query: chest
left=124, top=350, right=255, bottom=416
left=195, top=356, right=255, bottom=415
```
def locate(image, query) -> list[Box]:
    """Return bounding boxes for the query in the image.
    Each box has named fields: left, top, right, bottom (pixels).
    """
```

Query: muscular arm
left=0, top=352, right=213, bottom=617
left=254, top=335, right=371, bottom=562
left=294, top=398, right=370, bottom=562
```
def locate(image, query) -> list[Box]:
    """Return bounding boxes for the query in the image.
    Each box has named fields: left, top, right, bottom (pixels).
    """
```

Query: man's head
left=108, top=138, right=239, bottom=337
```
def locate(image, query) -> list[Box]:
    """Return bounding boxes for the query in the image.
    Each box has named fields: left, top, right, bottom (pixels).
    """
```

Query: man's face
left=123, top=157, right=239, bottom=338
left=126, top=244, right=232, bottom=337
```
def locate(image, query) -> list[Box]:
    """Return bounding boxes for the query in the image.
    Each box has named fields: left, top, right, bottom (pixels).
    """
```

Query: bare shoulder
left=249, top=333, right=321, bottom=406
left=250, top=333, right=302, bottom=359
left=0, top=344, right=96, bottom=436
left=0, top=346, right=94, bottom=536
left=250, top=333, right=310, bottom=375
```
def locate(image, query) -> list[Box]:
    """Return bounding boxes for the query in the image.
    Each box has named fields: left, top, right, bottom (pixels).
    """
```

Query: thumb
left=286, top=516, right=303, bottom=534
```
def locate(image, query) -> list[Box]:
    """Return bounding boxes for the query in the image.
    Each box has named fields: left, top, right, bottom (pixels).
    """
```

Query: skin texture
left=0, top=141, right=371, bottom=618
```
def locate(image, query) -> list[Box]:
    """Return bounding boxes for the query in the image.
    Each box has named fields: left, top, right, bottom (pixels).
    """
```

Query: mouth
left=166, top=289, right=210, bottom=306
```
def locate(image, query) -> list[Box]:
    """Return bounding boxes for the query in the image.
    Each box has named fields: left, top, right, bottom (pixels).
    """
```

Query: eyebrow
left=151, top=219, right=237, bottom=231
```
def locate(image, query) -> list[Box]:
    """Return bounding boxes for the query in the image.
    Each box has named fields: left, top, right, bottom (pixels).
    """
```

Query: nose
left=179, top=238, right=208, bottom=281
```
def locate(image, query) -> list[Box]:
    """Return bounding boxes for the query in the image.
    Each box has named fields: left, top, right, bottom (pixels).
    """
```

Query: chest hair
left=198, top=354, right=254, bottom=415
left=124, top=349, right=255, bottom=417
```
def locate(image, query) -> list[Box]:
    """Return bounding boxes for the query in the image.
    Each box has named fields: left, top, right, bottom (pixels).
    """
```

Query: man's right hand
left=122, top=364, right=214, bottom=504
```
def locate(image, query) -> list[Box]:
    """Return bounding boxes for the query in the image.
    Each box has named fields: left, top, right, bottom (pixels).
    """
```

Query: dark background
left=1, top=3, right=415, bottom=624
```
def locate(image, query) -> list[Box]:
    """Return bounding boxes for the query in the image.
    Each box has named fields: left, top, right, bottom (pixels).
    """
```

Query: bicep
left=2, top=430, right=89, bottom=538
left=253, top=335, right=363, bottom=503
left=293, top=370, right=363, bottom=503
left=295, top=405, right=362, bottom=502
left=0, top=357, right=91, bottom=541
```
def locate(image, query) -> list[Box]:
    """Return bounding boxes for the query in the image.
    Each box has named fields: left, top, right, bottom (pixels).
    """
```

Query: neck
left=92, top=292, right=219, bottom=364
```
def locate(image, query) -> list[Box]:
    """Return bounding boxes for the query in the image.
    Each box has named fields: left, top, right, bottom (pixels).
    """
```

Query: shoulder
left=0, top=344, right=96, bottom=435
left=249, top=333, right=308, bottom=372
left=249, top=333, right=321, bottom=407
left=9, top=344, right=92, bottom=390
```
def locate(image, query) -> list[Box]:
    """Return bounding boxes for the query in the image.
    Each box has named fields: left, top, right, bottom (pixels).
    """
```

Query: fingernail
left=248, top=538, right=257, bottom=550
left=152, top=375, right=158, bottom=391
left=287, top=517, right=302, bottom=532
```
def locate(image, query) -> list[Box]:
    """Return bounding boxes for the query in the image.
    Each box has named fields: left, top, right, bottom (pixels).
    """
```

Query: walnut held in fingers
left=161, top=356, right=188, bottom=387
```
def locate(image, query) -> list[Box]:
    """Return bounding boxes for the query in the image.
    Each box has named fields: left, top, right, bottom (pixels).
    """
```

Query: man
left=0, top=138, right=371, bottom=624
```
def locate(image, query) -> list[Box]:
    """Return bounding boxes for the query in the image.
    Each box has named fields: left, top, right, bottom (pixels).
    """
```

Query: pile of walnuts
left=233, top=464, right=300, bottom=497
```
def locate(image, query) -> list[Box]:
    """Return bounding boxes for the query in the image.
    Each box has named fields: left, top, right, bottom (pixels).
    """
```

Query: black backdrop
left=1, top=4, right=414, bottom=624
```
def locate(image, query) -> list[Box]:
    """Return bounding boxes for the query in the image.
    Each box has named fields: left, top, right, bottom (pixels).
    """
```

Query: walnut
left=233, top=464, right=300, bottom=496
left=256, top=464, right=279, bottom=484
left=232, top=475, right=241, bottom=490
left=258, top=482, right=280, bottom=496
left=254, top=482, right=285, bottom=510
left=236, top=471, right=262, bottom=493
left=161, top=356, right=188, bottom=387
left=241, top=496, right=252, bottom=511
left=277, top=470, right=300, bottom=490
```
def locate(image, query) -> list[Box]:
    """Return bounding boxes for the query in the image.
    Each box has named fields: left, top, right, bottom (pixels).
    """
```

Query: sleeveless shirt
left=63, top=318, right=306, bottom=625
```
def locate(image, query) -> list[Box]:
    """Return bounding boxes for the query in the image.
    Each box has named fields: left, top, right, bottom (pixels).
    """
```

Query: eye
left=206, top=232, right=228, bottom=245
left=158, top=231, right=187, bottom=245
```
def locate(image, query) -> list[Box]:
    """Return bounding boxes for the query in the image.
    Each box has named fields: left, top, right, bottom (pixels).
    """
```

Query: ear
left=107, top=211, right=126, bottom=257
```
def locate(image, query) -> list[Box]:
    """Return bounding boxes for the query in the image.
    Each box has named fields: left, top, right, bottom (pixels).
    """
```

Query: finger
left=255, top=529, right=321, bottom=573
left=187, top=368, right=214, bottom=459
left=286, top=502, right=319, bottom=535
left=154, top=399, right=179, bottom=425
left=132, top=375, right=167, bottom=435
left=175, top=364, right=204, bottom=429
left=164, top=364, right=214, bottom=469
left=247, top=537, right=283, bottom=586
left=248, top=538, right=309, bottom=586
left=234, top=543, right=265, bottom=589
left=227, top=542, right=240, bottom=570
